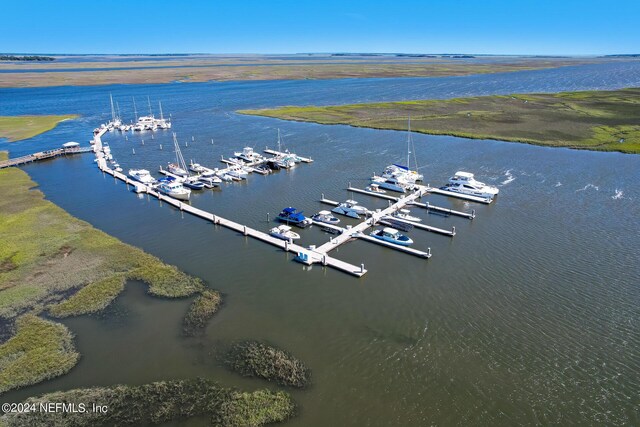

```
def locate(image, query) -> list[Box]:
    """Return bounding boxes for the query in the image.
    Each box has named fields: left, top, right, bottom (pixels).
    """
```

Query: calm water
left=1, top=61, right=639, bottom=426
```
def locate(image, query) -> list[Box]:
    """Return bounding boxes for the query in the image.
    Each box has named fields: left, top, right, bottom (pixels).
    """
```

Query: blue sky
left=2, top=0, right=639, bottom=55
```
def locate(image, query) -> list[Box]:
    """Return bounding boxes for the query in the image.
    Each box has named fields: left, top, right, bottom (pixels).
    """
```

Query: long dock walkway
left=0, top=147, right=93, bottom=169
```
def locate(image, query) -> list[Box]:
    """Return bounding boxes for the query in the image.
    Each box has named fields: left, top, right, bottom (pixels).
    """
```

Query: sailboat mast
left=147, top=96, right=153, bottom=117
left=407, top=116, right=411, bottom=168
left=132, top=97, right=138, bottom=121
left=110, top=94, right=116, bottom=122
left=116, top=102, right=121, bottom=121
left=159, top=101, right=164, bottom=120
left=277, top=128, right=281, bottom=152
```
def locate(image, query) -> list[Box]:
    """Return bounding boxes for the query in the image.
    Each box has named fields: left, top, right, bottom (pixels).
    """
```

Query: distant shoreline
left=0, top=55, right=623, bottom=88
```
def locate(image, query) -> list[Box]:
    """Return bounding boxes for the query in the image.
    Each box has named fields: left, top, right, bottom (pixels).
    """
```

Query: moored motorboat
left=370, top=227, right=414, bottom=246
left=391, top=209, right=422, bottom=222
left=311, top=210, right=341, bottom=225
left=331, top=200, right=370, bottom=219
left=189, top=161, right=206, bottom=173
left=269, top=225, right=301, bottom=241
left=129, top=169, right=157, bottom=185
left=167, top=162, right=188, bottom=177
left=440, top=171, right=499, bottom=199
left=183, top=180, right=205, bottom=190
left=276, top=207, right=312, bottom=227
left=157, top=178, right=191, bottom=201
left=365, top=183, right=386, bottom=194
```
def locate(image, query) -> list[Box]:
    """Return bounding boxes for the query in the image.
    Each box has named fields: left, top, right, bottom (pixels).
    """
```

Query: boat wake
left=576, top=184, right=599, bottom=192
left=612, top=189, right=624, bottom=200
left=501, top=169, right=515, bottom=185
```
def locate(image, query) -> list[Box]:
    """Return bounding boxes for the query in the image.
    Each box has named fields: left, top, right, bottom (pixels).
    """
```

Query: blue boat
left=276, top=207, right=312, bottom=228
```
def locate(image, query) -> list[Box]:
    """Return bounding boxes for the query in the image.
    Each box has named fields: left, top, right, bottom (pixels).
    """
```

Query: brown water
left=1, top=62, right=639, bottom=425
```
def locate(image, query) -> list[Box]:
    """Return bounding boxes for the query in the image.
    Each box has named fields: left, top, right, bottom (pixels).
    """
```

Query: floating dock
left=380, top=216, right=456, bottom=237
left=347, top=186, right=475, bottom=219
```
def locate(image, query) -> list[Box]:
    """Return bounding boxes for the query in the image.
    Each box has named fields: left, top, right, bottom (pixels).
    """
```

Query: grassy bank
left=0, top=57, right=603, bottom=88
left=0, top=152, right=204, bottom=393
left=238, top=87, right=640, bottom=154
left=0, top=378, right=295, bottom=426
left=0, top=315, right=79, bottom=394
left=0, top=115, right=78, bottom=142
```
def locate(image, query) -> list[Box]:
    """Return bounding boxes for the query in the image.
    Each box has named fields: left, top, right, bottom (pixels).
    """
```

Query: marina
left=89, top=120, right=471, bottom=275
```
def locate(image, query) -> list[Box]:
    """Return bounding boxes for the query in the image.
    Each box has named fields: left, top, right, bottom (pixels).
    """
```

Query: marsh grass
left=0, top=115, right=78, bottom=142
left=0, top=378, right=295, bottom=426
left=0, top=153, right=204, bottom=393
left=0, top=315, right=79, bottom=394
left=183, top=290, right=222, bottom=336
left=239, top=88, right=640, bottom=154
left=226, top=341, right=311, bottom=388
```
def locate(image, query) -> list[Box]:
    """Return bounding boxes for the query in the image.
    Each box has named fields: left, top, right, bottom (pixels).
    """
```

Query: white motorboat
left=227, top=166, right=248, bottom=180
left=157, top=179, right=191, bottom=201
left=311, top=210, right=341, bottom=225
left=197, top=175, right=221, bottom=187
left=114, top=166, right=123, bottom=172
left=189, top=162, right=206, bottom=173
left=269, top=225, right=301, bottom=241
left=331, top=200, right=370, bottom=219
left=167, top=162, right=188, bottom=177
left=370, top=227, right=414, bottom=246
left=234, top=147, right=263, bottom=163
left=370, top=175, right=413, bottom=193
left=441, top=171, right=499, bottom=199
left=216, top=172, right=235, bottom=182
left=365, top=184, right=386, bottom=194
left=391, top=209, right=422, bottom=222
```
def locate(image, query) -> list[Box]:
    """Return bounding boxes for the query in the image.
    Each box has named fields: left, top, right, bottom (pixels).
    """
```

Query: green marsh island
left=239, top=88, right=640, bottom=154
left=0, top=115, right=78, bottom=142
left=0, top=150, right=298, bottom=425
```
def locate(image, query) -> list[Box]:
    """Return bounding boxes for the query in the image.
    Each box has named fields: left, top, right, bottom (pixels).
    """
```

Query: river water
left=1, top=61, right=639, bottom=426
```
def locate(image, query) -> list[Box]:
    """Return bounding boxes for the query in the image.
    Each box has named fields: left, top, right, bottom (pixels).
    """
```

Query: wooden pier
left=0, top=147, right=93, bottom=169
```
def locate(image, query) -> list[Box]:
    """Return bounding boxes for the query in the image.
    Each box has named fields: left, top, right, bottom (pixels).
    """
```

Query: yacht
left=129, top=169, right=157, bottom=185
left=391, top=209, right=422, bottom=222
left=276, top=154, right=296, bottom=169
left=370, top=175, right=413, bottom=193
left=311, top=210, right=341, bottom=225
left=332, top=200, right=370, bottom=219
left=441, top=171, right=499, bottom=199
left=157, top=178, right=191, bottom=201
left=167, top=162, right=188, bottom=177
left=370, top=227, right=414, bottom=246
left=226, top=165, right=248, bottom=180
left=269, top=225, right=301, bottom=241
left=234, top=147, right=263, bottom=163
left=276, top=207, right=312, bottom=227
left=189, top=162, right=206, bottom=173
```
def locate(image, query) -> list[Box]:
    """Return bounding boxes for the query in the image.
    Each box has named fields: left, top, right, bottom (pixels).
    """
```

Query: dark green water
left=1, top=62, right=639, bottom=425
